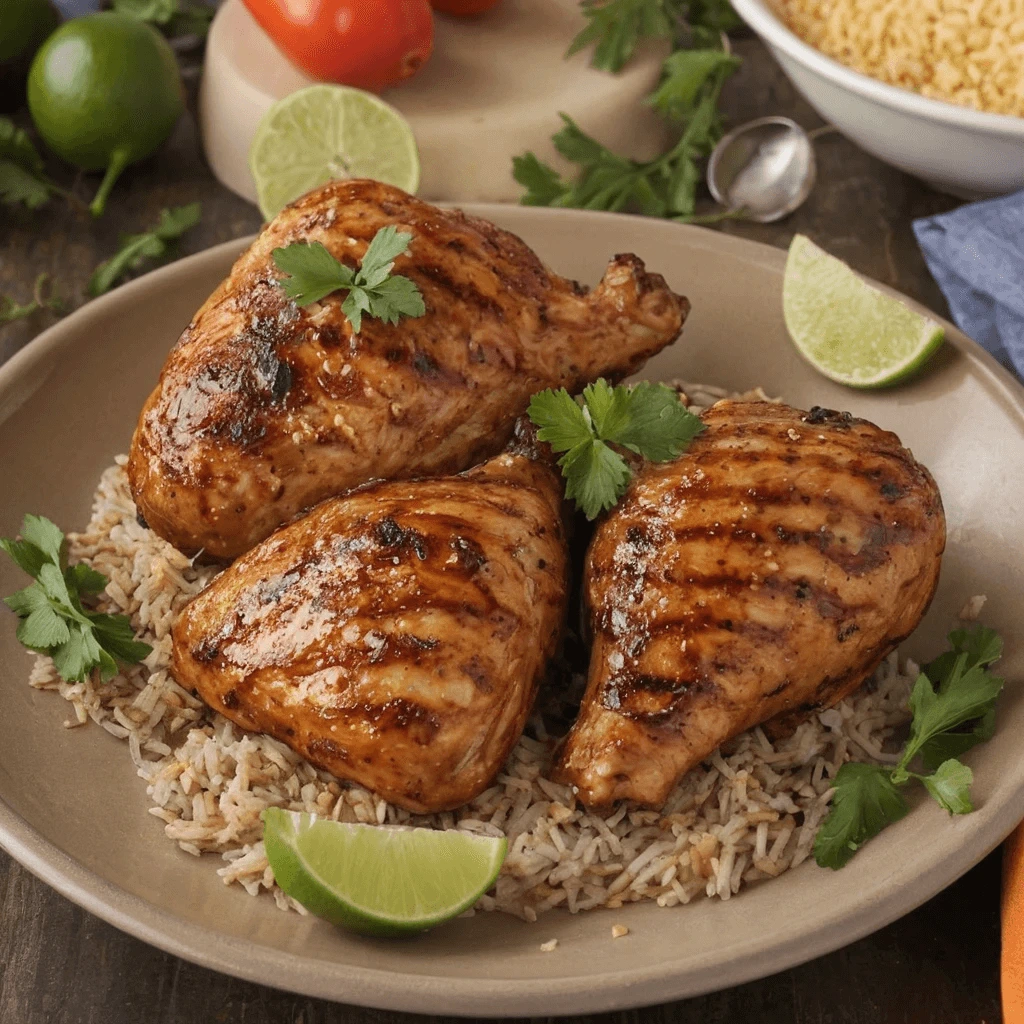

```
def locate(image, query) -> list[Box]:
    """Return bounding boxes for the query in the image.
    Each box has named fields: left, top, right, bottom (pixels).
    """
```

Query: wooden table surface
left=0, top=34, right=1003, bottom=1024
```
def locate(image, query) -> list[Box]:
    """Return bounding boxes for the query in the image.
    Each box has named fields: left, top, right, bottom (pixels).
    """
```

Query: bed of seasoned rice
left=25, top=384, right=924, bottom=919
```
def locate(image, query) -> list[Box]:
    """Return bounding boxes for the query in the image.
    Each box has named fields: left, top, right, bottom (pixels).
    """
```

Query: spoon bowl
left=707, top=115, right=816, bottom=222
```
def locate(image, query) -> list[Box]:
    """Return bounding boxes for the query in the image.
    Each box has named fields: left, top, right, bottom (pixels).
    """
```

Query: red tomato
left=242, top=0, right=435, bottom=92
left=431, top=0, right=501, bottom=13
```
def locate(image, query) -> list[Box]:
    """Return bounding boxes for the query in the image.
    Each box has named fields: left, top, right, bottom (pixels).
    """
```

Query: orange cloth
left=1003, top=824, right=1024, bottom=1021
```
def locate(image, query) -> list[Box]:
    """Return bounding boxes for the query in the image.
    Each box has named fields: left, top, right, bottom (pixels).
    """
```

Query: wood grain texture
left=0, top=35, right=997, bottom=1024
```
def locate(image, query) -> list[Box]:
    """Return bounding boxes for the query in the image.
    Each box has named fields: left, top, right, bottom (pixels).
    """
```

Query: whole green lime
left=27, top=12, right=185, bottom=216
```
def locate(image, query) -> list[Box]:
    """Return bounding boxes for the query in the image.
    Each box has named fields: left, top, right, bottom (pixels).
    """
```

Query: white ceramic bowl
left=730, top=0, right=1024, bottom=198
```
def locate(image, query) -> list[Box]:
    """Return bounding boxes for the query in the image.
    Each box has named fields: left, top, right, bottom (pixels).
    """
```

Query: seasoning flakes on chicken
left=129, top=179, right=689, bottom=560
left=554, top=400, right=946, bottom=809
left=171, top=425, right=568, bottom=814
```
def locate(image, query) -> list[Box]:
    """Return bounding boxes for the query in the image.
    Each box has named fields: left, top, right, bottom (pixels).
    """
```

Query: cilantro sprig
left=528, top=379, right=704, bottom=519
left=89, top=204, right=202, bottom=297
left=566, top=0, right=741, bottom=72
left=1, top=274, right=63, bottom=325
left=513, top=46, right=739, bottom=221
left=2, top=515, right=151, bottom=683
left=272, top=226, right=426, bottom=333
left=814, top=626, right=1004, bottom=869
left=567, top=0, right=679, bottom=73
left=0, top=117, right=78, bottom=213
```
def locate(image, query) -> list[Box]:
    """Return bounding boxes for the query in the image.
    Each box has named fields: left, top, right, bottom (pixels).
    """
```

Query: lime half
left=783, top=234, right=944, bottom=388
left=262, top=809, right=506, bottom=936
left=249, top=85, right=420, bottom=221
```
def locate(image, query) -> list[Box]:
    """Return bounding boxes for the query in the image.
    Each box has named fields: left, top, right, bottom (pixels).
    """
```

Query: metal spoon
left=707, top=117, right=832, bottom=223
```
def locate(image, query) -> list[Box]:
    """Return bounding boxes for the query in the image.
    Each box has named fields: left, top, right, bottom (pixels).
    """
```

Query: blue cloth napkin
left=913, top=190, right=1024, bottom=381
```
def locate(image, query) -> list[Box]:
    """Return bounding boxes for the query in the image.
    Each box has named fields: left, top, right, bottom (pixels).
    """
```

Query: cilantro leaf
left=567, top=0, right=678, bottom=73
left=512, top=153, right=573, bottom=207
left=273, top=227, right=426, bottom=335
left=88, top=612, right=154, bottom=664
left=69, top=563, right=108, bottom=595
left=89, top=204, right=202, bottom=297
left=924, top=625, right=1003, bottom=685
left=0, top=119, right=45, bottom=175
left=4, top=583, right=49, bottom=618
left=358, top=225, right=414, bottom=284
left=648, top=48, right=740, bottom=121
left=513, top=45, right=737, bottom=222
left=683, top=0, right=742, bottom=42
left=113, top=0, right=178, bottom=23
left=340, top=287, right=371, bottom=334
left=275, top=242, right=355, bottom=306
left=18, top=605, right=71, bottom=651
left=1, top=515, right=151, bottom=682
left=921, top=759, right=974, bottom=815
left=588, top=379, right=704, bottom=459
left=814, top=762, right=908, bottom=870
left=561, top=438, right=632, bottom=519
left=112, top=0, right=215, bottom=37
left=0, top=537, right=47, bottom=578
left=364, top=273, right=427, bottom=325
left=0, top=159, right=52, bottom=211
left=528, top=378, right=702, bottom=519
left=528, top=388, right=594, bottom=453
left=899, top=660, right=1004, bottom=775
left=0, top=119, right=77, bottom=213
left=0, top=274, right=64, bottom=325
left=914, top=625, right=1005, bottom=769
left=815, top=626, right=1004, bottom=869
left=21, top=514, right=65, bottom=566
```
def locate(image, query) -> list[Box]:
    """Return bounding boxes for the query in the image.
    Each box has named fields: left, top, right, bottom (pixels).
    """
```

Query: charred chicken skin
left=171, top=426, right=568, bottom=814
left=129, top=179, right=689, bottom=561
left=554, top=400, right=945, bottom=809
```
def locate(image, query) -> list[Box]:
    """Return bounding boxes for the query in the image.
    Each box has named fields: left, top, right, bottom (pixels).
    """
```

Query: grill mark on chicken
left=171, top=435, right=570, bottom=813
left=128, top=181, right=688, bottom=560
left=553, top=400, right=945, bottom=808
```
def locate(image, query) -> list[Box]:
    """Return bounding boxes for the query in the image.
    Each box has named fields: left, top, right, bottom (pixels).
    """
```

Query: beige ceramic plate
left=1, top=209, right=1022, bottom=1016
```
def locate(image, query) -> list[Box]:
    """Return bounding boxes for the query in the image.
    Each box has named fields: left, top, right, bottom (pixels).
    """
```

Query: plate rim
left=1, top=207, right=1022, bottom=1016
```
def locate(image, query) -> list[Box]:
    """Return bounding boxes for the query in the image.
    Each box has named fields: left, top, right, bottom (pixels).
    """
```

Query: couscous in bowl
left=731, top=0, right=1024, bottom=197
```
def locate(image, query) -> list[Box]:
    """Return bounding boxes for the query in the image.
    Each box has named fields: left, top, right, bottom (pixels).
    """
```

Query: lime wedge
left=783, top=234, right=944, bottom=388
left=249, top=85, right=421, bottom=221
left=262, top=809, right=506, bottom=936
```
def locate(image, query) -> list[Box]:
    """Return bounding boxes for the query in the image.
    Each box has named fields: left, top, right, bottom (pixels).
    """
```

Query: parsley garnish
left=567, top=0, right=679, bottom=73
left=272, top=226, right=426, bottom=334
left=513, top=47, right=739, bottom=220
left=528, top=379, right=704, bottom=519
left=89, top=204, right=202, bottom=297
left=2, top=515, right=152, bottom=683
left=814, top=626, right=1004, bottom=869
left=567, top=0, right=743, bottom=72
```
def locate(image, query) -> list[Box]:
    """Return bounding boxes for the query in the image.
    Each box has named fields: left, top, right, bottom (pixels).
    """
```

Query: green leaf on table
left=89, top=203, right=202, bottom=297
left=0, top=159, right=51, bottom=211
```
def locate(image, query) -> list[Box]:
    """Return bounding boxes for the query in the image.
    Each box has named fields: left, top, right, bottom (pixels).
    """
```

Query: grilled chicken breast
left=555, top=401, right=945, bottom=809
left=129, top=179, right=688, bottom=560
left=171, top=424, right=568, bottom=813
